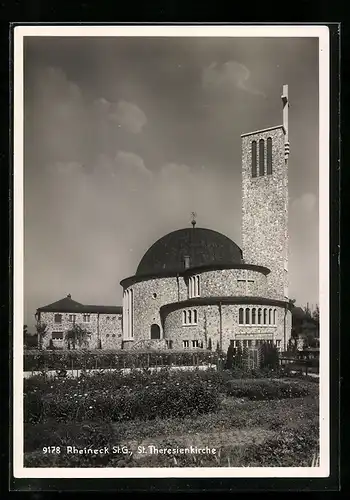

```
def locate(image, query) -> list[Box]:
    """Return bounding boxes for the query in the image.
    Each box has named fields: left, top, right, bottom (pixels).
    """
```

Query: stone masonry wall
left=123, top=268, right=267, bottom=345
left=193, top=268, right=267, bottom=298
left=123, top=276, right=186, bottom=344
left=39, top=311, right=122, bottom=350
left=241, top=126, right=289, bottom=302
left=163, top=303, right=291, bottom=352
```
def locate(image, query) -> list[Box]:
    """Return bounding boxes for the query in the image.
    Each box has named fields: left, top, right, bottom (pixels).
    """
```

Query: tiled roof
left=37, top=295, right=122, bottom=314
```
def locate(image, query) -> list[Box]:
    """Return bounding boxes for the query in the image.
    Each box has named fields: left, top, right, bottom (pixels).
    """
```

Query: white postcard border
left=13, top=24, right=330, bottom=479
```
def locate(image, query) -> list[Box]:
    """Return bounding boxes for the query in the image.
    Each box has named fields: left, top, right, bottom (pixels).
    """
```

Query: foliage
left=65, top=324, right=90, bottom=350
left=35, top=322, right=48, bottom=350
left=226, top=378, right=311, bottom=400
left=24, top=368, right=223, bottom=424
left=24, top=378, right=319, bottom=468
left=260, top=343, right=279, bottom=370
left=23, top=349, right=220, bottom=372
left=224, top=343, right=234, bottom=369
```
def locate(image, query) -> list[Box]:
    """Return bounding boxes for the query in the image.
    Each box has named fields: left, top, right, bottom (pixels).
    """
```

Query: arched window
left=239, top=308, right=244, bottom=324
left=263, top=308, right=267, bottom=325
left=197, top=275, right=200, bottom=296
left=267, top=137, right=272, bottom=174
left=252, top=308, right=256, bottom=324
left=259, top=139, right=265, bottom=176
left=258, top=308, right=262, bottom=324
left=182, top=311, right=187, bottom=325
left=193, top=310, right=198, bottom=324
left=251, top=141, right=257, bottom=178
left=188, top=310, right=192, bottom=324
left=273, top=309, right=277, bottom=324
left=269, top=308, right=272, bottom=324
left=245, top=308, right=250, bottom=325
left=150, top=324, right=161, bottom=339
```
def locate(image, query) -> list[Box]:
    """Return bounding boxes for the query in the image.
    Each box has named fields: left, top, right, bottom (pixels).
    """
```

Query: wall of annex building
left=38, top=311, right=123, bottom=350
left=163, top=303, right=292, bottom=353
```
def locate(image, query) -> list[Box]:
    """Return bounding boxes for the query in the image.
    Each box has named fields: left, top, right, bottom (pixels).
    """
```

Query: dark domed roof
left=136, top=227, right=243, bottom=276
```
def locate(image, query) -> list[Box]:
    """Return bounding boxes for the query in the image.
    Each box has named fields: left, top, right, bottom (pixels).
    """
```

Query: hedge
left=23, top=349, right=220, bottom=372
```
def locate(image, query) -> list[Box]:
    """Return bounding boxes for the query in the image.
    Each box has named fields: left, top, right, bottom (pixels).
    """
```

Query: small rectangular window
left=83, top=314, right=90, bottom=323
left=192, top=340, right=199, bottom=348
left=68, top=314, right=76, bottom=322
left=52, top=332, right=63, bottom=340
left=54, top=314, right=62, bottom=324
left=183, top=340, right=189, bottom=349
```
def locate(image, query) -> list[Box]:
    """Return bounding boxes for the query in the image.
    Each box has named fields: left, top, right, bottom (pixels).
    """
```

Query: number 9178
left=43, top=446, right=61, bottom=454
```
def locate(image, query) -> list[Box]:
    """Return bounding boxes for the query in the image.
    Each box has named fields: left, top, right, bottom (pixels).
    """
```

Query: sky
left=23, top=35, right=320, bottom=330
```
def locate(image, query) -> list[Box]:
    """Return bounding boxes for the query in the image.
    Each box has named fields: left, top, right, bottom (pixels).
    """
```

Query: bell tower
left=241, top=85, right=290, bottom=301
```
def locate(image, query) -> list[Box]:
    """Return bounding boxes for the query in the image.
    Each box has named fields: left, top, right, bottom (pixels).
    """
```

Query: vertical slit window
left=257, top=308, right=262, bottom=324
left=269, top=308, right=272, bottom=325
left=245, top=308, right=250, bottom=325
left=273, top=309, right=277, bottom=325
left=263, top=308, right=267, bottom=325
left=193, top=310, right=197, bottom=324
left=259, top=139, right=265, bottom=176
left=251, top=141, right=257, bottom=178
left=267, top=137, right=272, bottom=174
left=239, top=308, right=244, bottom=324
left=252, top=308, right=256, bottom=325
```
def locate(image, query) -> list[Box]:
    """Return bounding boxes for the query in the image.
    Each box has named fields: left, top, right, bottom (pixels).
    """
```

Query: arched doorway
left=150, top=324, right=161, bottom=339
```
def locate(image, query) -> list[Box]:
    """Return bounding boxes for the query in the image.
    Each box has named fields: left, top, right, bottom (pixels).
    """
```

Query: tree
left=207, top=338, right=212, bottom=351
left=260, top=342, right=279, bottom=370
left=65, top=324, right=90, bottom=350
left=234, top=341, right=243, bottom=369
left=35, top=321, right=48, bottom=350
left=225, top=342, right=234, bottom=369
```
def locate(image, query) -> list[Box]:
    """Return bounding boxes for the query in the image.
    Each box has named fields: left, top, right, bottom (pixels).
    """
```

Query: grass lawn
left=24, top=372, right=319, bottom=468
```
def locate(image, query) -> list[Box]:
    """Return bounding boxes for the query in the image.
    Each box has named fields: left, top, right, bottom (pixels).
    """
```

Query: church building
left=36, top=85, right=292, bottom=352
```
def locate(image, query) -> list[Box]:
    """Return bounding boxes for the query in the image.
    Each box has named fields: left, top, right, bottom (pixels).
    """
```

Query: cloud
left=202, top=61, right=265, bottom=97
left=94, top=98, right=147, bottom=133
left=291, top=192, right=317, bottom=214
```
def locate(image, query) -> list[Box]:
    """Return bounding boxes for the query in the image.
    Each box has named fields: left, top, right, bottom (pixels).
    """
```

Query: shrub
left=242, top=423, right=319, bottom=467
left=23, top=349, right=219, bottom=372
left=226, top=379, right=310, bottom=400
left=24, top=368, right=222, bottom=424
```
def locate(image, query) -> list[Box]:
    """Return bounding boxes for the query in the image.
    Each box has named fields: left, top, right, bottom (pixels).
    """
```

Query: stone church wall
left=163, top=303, right=291, bottom=353
left=241, top=126, right=289, bottom=302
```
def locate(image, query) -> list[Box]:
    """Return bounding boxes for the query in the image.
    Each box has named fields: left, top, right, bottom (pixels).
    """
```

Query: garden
left=24, top=362, right=319, bottom=468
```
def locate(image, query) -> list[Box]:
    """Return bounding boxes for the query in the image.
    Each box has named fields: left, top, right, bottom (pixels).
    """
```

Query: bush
left=23, top=349, right=219, bottom=372
left=24, top=368, right=222, bottom=424
left=226, top=379, right=310, bottom=400
left=242, top=423, right=319, bottom=467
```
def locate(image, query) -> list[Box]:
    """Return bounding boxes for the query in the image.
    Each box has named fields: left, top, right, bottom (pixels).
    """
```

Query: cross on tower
left=237, top=270, right=255, bottom=294
left=281, top=84, right=290, bottom=159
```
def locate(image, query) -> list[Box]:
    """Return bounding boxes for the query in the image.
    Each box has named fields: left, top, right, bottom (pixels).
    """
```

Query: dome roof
left=136, top=227, right=243, bottom=276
